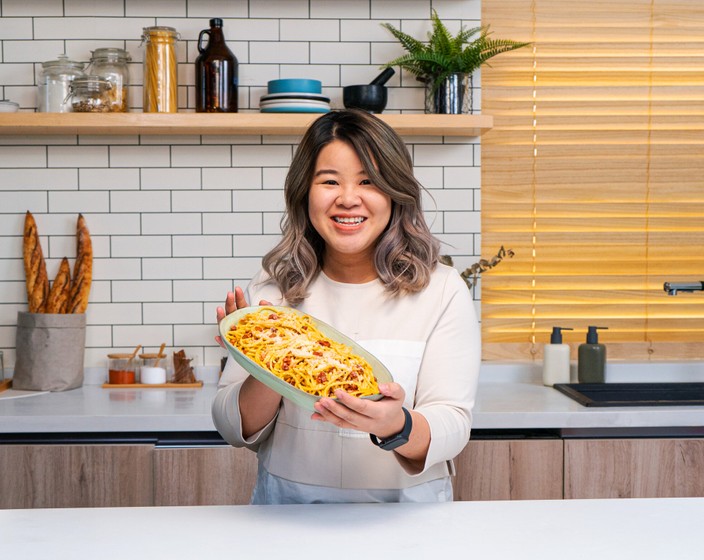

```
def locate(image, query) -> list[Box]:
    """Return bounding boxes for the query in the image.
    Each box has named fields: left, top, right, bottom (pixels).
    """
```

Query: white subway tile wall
left=0, top=0, right=483, bottom=370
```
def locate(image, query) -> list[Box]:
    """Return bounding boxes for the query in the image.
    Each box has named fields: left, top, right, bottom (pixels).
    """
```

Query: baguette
left=45, top=257, right=72, bottom=314
left=68, top=214, right=93, bottom=314
left=23, top=211, right=49, bottom=313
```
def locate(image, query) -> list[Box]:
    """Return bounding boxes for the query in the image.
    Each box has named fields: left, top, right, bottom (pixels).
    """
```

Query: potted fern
left=382, top=11, right=529, bottom=114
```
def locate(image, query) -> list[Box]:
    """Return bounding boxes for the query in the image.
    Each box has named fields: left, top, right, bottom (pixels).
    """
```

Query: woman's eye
left=360, top=179, right=372, bottom=185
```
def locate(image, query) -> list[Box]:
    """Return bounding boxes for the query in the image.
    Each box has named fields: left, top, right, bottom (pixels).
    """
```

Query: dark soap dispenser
left=578, top=326, right=608, bottom=383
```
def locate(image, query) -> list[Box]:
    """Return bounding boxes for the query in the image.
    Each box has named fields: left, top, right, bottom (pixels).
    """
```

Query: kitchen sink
left=553, top=382, right=704, bottom=407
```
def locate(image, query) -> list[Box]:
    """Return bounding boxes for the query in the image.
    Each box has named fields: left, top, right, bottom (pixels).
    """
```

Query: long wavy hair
left=262, top=109, right=440, bottom=305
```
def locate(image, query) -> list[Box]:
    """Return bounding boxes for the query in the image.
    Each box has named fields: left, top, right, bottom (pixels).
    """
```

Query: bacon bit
left=318, top=340, right=331, bottom=347
left=282, top=355, right=292, bottom=371
left=316, top=372, right=328, bottom=384
left=313, top=351, right=323, bottom=357
left=268, top=313, right=279, bottom=320
left=348, top=371, right=358, bottom=380
left=345, top=384, right=358, bottom=392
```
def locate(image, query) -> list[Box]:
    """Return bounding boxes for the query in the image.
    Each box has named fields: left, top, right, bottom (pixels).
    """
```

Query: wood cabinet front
left=564, top=438, right=704, bottom=499
left=0, top=444, right=153, bottom=509
left=154, top=446, right=257, bottom=506
left=453, top=439, right=564, bottom=501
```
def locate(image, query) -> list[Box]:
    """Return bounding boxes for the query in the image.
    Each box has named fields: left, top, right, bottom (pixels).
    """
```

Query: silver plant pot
left=424, top=72, right=474, bottom=114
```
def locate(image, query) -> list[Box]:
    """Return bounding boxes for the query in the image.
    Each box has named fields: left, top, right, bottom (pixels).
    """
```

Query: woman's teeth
left=333, top=217, right=365, bottom=224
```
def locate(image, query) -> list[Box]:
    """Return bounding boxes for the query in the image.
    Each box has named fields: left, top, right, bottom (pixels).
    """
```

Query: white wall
left=0, top=0, right=482, bottom=370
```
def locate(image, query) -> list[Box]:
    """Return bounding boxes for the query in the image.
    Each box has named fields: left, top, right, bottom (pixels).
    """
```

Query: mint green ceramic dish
left=219, top=306, right=393, bottom=412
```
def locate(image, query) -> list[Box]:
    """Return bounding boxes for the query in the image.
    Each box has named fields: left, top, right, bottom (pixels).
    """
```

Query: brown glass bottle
left=195, top=18, right=238, bottom=112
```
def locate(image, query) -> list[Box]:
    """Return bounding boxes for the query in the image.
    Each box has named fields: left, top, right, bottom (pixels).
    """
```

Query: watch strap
left=369, top=407, right=412, bottom=451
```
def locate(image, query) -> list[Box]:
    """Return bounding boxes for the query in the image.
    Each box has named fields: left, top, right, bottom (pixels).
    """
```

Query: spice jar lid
left=0, top=100, right=19, bottom=113
left=90, top=47, right=132, bottom=62
left=107, top=353, right=134, bottom=359
left=139, top=353, right=165, bottom=359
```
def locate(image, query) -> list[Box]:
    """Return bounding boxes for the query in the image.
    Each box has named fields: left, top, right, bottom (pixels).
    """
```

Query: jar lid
left=139, top=353, right=165, bottom=359
left=0, top=100, right=19, bottom=113
left=107, top=353, right=135, bottom=359
left=42, top=54, right=85, bottom=71
left=90, top=47, right=132, bottom=62
left=142, top=26, right=180, bottom=40
left=70, top=75, right=113, bottom=92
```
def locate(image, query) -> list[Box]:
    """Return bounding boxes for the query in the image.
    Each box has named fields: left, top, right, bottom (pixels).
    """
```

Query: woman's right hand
left=215, top=287, right=271, bottom=348
left=215, top=287, right=249, bottom=347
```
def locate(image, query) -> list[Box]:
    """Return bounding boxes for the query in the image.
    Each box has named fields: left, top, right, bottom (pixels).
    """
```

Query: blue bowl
left=268, top=78, right=322, bottom=94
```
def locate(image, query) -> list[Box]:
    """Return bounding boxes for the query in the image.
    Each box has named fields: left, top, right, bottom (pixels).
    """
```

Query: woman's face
left=308, top=139, right=392, bottom=270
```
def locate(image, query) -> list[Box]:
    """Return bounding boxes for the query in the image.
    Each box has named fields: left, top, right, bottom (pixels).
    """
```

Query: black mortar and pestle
left=343, top=68, right=395, bottom=113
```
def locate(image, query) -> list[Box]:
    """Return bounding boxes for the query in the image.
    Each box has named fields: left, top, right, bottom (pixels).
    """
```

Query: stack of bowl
left=259, top=79, right=330, bottom=113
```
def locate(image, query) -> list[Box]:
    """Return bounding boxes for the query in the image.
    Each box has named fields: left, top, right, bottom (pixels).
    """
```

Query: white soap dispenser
left=543, top=326, right=573, bottom=386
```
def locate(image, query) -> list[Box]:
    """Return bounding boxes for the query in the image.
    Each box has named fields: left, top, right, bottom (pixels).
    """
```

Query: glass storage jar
left=0, top=100, right=19, bottom=113
left=37, top=54, right=85, bottom=113
left=66, top=76, right=114, bottom=112
left=141, top=26, right=180, bottom=113
left=139, top=352, right=168, bottom=384
left=107, top=353, right=137, bottom=384
left=86, top=48, right=131, bottom=112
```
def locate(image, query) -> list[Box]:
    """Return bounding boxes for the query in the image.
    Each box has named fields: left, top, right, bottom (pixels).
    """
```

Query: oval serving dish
left=219, top=305, right=392, bottom=412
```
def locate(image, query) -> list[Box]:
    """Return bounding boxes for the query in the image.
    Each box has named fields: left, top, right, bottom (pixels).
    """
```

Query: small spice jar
left=37, top=54, right=85, bottom=113
left=107, top=353, right=137, bottom=384
left=141, top=26, right=180, bottom=113
left=86, top=48, right=131, bottom=112
left=139, top=352, right=167, bottom=384
left=67, top=76, right=114, bottom=112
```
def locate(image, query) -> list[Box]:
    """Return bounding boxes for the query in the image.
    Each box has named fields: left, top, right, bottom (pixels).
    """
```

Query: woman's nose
left=336, top=184, right=361, bottom=207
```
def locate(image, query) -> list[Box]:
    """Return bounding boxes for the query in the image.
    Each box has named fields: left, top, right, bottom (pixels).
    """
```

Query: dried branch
left=440, top=246, right=515, bottom=290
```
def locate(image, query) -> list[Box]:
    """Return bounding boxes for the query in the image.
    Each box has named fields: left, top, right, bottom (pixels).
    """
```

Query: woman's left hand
left=312, top=382, right=407, bottom=440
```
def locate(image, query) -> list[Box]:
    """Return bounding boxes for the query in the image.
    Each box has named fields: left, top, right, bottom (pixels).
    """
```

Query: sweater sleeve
left=211, top=272, right=282, bottom=450
left=398, top=268, right=481, bottom=476
left=211, top=357, right=278, bottom=450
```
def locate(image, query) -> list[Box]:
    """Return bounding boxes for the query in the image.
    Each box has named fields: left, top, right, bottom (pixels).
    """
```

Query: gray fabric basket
left=13, top=311, right=86, bottom=391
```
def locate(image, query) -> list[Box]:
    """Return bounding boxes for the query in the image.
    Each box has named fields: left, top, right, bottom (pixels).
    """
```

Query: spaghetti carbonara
left=226, top=307, right=379, bottom=398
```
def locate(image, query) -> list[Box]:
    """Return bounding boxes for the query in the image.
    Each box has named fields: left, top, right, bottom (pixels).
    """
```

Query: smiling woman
left=212, top=109, right=481, bottom=505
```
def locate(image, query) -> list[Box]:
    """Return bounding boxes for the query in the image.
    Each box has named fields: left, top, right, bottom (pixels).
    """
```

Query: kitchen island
left=2, top=498, right=702, bottom=560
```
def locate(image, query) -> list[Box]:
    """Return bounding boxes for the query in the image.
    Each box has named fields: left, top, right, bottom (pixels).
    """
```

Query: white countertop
left=2, top=361, right=704, bottom=434
left=2, top=498, right=702, bottom=559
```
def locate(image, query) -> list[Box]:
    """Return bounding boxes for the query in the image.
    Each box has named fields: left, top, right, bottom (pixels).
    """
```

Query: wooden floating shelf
left=0, top=112, right=492, bottom=137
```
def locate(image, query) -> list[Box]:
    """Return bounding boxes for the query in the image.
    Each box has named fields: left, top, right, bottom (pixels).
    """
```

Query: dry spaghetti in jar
left=141, top=26, right=180, bottom=113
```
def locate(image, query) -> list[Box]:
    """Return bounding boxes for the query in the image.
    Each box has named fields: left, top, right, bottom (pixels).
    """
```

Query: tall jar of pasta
left=141, top=26, right=180, bottom=112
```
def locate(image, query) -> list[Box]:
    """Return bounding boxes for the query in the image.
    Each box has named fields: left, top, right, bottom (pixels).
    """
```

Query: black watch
left=369, top=407, right=412, bottom=451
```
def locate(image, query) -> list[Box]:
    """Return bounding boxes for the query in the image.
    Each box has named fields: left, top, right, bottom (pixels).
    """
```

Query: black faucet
left=663, top=281, right=704, bottom=295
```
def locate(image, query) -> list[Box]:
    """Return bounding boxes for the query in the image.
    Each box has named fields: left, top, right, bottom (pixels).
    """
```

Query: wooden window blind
left=481, top=0, right=704, bottom=361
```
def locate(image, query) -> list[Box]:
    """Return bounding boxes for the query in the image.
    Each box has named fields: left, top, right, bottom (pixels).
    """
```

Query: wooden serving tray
left=0, top=379, right=12, bottom=393
left=101, top=381, right=203, bottom=389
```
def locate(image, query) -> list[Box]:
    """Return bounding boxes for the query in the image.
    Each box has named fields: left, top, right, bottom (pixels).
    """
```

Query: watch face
left=379, top=433, right=409, bottom=451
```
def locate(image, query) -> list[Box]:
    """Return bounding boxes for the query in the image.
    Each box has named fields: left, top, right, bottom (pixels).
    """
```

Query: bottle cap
left=586, top=326, right=608, bottom=344
left=550, top=326, right=573, bottom=344
left=210, top=18, right=224, bottom=27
